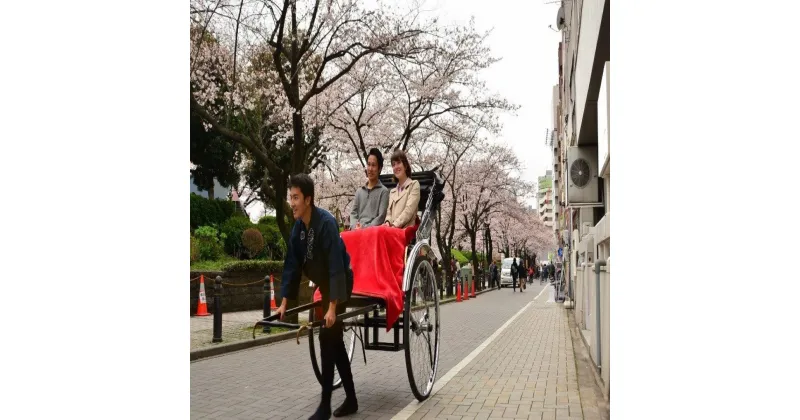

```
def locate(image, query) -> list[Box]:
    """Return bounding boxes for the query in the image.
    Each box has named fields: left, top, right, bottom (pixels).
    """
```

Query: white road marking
left=390, top=298, right=535, bottom=420
left=535, top=284, right=549, bottom=301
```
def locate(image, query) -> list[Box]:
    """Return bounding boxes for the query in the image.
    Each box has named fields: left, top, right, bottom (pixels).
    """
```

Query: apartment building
left=537, top=170, right=554, bottom=228
left=552, top=0, right=610, bottom=398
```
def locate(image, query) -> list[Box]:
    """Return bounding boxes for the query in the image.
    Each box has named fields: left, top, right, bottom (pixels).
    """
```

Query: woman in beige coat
left=383, top=150, right=420, bottom=228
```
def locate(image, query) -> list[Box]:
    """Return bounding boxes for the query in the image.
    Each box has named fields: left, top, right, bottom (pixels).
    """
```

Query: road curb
left=190, top=287, right=498, bottom=361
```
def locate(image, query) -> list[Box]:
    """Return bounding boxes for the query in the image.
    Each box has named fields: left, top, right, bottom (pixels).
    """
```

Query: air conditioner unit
left=566, top=146, right=602, bottom=206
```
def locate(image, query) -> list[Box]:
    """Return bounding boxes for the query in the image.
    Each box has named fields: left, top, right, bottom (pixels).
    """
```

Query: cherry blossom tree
left=189, top=1, right=525, bottom=258
left=456, top=143, right=521, bottom=287
left=491, top=196, right=555, bottom=268
left=191, top=0, right=432, bottom=167
left=326, top=18, right=516, bottom=167
left=190, top=0, right=445, bottom=242
left=431, top=115, right=489, bottom=295
left=311, top=151, right=366, bottom=228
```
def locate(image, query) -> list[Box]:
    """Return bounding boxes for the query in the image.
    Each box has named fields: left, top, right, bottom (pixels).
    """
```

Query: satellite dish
left=556, top=6, right=566, bottom=31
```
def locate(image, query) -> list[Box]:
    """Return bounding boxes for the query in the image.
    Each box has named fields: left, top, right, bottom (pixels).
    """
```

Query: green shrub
left=223, top=260, right=284, bottom=273
left=190, top=193, right=236, bottom=231
left=190, top=236, right=200, bottom=263
left=242, top=228, right=265, bottom=257
left=220, top=215, right=254, bottom=258
left=194, top=225, right=226, bottom=260
left=277, top=237, right=287, bottom=258
left=450, top=248, right=469, bottom=264
left=258, top=215, right=277, bottom=225
left=462, top=251, right=486, bottom=264
left=257, top=216, right=286, bottom=260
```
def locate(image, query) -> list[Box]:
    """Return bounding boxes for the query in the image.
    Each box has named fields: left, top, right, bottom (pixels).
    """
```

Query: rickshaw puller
left=277, top=173, right=358, bottom=419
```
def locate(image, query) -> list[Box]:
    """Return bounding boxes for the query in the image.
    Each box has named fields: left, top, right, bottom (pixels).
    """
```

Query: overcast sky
left=431, top=0, right=561, bottom=208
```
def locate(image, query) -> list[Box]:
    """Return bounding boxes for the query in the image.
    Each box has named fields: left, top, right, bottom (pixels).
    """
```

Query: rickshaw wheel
left=308, top=306, right=358, bottom=389
left=403, top=257, right=441, bottom=401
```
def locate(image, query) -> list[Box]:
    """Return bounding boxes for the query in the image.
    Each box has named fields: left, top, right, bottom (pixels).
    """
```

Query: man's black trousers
left=318, top=302, right=356, bottom=408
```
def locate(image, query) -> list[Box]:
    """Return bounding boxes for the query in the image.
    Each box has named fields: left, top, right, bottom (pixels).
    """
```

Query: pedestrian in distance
left=511, top=258, right=520, bottom=292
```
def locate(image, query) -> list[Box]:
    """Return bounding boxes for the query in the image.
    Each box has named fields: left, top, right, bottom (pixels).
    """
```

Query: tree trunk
left=291, top=111, right=305, bottom=174
left=442, top=256, right=452, bottom=298
left=487, top=228, right=493, bottom=268
left=207, top=184, right=215, bottom=200
left=469, top=230, right=479, bottom=291
left=269, top=174, right=293, bottom=244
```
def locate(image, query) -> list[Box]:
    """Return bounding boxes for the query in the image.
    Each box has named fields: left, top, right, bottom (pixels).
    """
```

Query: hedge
left=190, top=193, right=236, bottom=230
left=223, top=260, right=285, bottom=273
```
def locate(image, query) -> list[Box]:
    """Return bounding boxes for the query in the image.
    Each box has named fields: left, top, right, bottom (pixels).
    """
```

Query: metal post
left=594, top=260, right=607, bottom=372
left=212, top=276, right=223, bottom=343
left=263, top=275, right=271, bottom=333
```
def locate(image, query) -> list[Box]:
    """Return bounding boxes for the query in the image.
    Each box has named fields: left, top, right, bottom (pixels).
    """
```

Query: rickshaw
left=255, top=171, right=446, bottom=401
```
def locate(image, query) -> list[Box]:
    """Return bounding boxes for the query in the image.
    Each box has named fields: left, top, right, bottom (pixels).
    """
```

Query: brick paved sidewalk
left=191, top=309, right=310, bottom=351
left=401, top=292, right=607, bottom=420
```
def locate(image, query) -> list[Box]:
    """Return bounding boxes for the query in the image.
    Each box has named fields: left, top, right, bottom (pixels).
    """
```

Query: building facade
left=552, top=0, right=610, bottom=398
left=537, top=170, right=554, bottom=228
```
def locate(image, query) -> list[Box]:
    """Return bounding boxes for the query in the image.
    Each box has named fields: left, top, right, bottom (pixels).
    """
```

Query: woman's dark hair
left=289, top=173, right=315, bottom=204
left=390, top=149, right=412, bottom=181
left=367, top=148, right=384, bottom=170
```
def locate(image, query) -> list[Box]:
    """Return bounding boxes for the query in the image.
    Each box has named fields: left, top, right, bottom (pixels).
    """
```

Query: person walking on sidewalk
left=277, top=173, right=358, bottom=420
left=490, top=260, right=498, bottom=289
left=540, top=263, right=547, bottom=285
left=455, top=259, right=461, bottom=290
left=511, top=258, right=519, bottom=292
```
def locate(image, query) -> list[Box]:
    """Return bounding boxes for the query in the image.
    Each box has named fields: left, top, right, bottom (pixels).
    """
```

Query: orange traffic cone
left=456, top=282, right=462, bottom=302
left=471, top=280, right=476, bottom=298
left=195, top=274, right=211, bottom=316
left=270, top=274, right=278, bottom=310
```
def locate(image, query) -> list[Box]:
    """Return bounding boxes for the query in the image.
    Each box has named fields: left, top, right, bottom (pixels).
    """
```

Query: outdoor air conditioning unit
left=566, top=146, right=602, bottom=206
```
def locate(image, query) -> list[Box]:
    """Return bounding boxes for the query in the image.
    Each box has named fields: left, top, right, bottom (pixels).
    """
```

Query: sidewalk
left=399, top=287, right=609, bottom=420
left=190, top=309, right=310, bottom=351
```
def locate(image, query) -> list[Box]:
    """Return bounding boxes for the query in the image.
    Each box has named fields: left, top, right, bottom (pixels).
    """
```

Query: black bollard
left=212, top=276, right=223, bottom=343
left=263, top=275, right=271, bottom=333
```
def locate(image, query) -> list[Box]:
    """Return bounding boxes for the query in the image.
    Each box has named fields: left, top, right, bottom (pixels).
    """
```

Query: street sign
left=558, top=248, right=563, bottom=258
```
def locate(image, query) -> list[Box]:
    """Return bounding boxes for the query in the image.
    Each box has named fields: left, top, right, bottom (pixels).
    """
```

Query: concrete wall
left=600, top=258, right=610, bottom=395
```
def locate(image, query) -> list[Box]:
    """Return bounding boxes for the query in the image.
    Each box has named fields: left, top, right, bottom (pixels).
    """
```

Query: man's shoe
left=333, top=398, right=358, bottom=417
left=308, top=405, right=331, bottom=420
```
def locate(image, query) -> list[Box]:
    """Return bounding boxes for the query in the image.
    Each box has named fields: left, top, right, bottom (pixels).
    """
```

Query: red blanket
left=313, top=224, right=416, bottom=331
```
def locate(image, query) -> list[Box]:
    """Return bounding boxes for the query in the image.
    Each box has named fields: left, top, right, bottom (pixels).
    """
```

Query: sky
left=427, top=0, right=563, bottom=207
